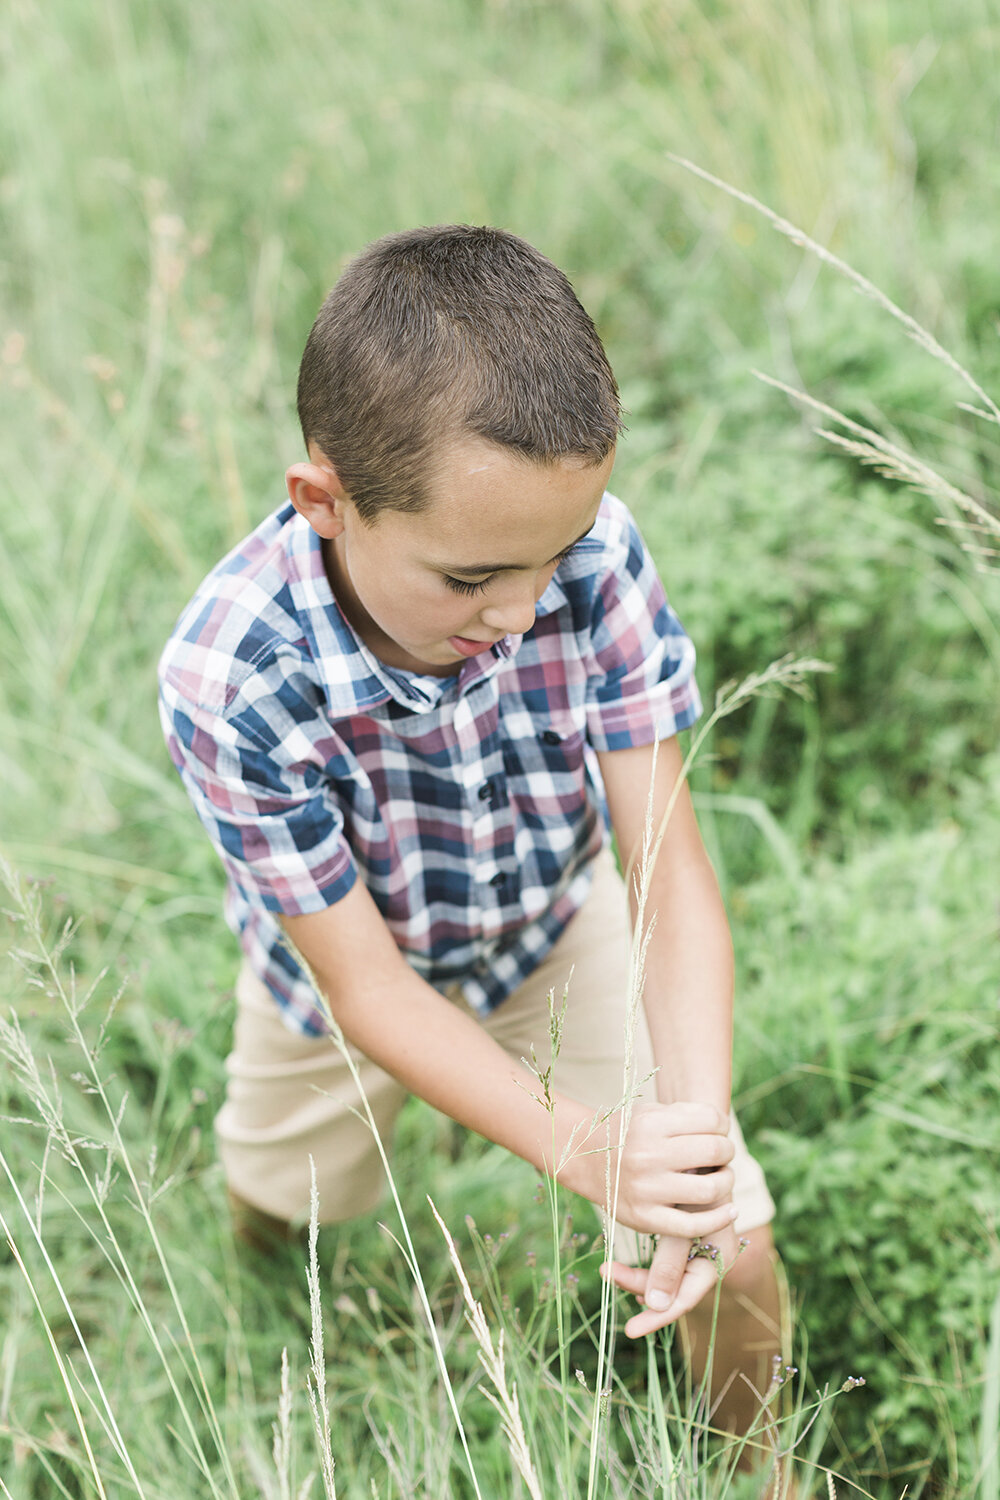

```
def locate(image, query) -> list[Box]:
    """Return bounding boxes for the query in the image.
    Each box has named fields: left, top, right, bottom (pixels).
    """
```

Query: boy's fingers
left=623, top=1258, right=719, bottom=1339
left=601, top=1251, right=722, bottom=1336
left=641, top=1233, right=689, bottom=1312
left=659, top=1134, right=735, bottom=1171
left=668, top=1164, right=735, bottom=1205
left=599, top=1259, right=649, bottom=1295
left=647, top=1200, right=737, bottom=1239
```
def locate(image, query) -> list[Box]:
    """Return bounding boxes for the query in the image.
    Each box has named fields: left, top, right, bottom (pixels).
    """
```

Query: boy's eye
left=444, top=574, right=493, bottom=596
left=443, top=545, right=577, bottom=598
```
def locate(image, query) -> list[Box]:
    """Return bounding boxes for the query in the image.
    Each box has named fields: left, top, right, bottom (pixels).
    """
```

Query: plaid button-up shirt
left=158, top=492, right=701, bottom=1035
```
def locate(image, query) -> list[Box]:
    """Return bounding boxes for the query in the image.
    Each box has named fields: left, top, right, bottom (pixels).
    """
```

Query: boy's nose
left=480, top=586, right=538, bottom=638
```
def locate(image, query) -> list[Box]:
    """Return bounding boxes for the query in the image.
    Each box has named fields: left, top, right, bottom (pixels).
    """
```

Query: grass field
left=1, top=0, right=999, bottom=1495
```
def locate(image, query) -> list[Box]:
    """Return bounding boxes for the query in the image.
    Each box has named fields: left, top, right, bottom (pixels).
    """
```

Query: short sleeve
left=584, top=506, right=701, bottom=752
left=159, top=653, right=357, bottom=916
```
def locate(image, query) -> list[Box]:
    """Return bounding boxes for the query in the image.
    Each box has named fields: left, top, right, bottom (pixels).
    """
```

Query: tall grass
left=2, top=848, right=876, bottom=1498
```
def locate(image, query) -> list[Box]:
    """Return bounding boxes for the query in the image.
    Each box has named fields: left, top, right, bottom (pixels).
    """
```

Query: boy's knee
left=723, top=1223, right=777, bottom=1297
left=684, top=1224, right=778, bottom=1334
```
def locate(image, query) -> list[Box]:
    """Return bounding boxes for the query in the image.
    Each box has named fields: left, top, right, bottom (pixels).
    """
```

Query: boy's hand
left=603, top=1100, right=736, bottom=1241
left=601, top=1220, right=742, bottom=1338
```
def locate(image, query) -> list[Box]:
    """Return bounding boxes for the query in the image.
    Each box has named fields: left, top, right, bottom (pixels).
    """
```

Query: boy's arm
left=598, top=734, right=740, bottom=1331
left=280, top=881, right=736, bottom=1242
left=598, top=734, right=733, bottom=1111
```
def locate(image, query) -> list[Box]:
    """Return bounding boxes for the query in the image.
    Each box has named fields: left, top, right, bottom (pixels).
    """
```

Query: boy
left=158, top=225, right=781, bottom=1438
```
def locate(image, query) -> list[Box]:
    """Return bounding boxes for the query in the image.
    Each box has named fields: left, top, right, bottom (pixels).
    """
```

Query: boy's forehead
left=410, top=440, right=614, bottom=566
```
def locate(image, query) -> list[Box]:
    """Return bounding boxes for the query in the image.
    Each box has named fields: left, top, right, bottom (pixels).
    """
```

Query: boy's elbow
left=280, top=881, right=406, bottom=1007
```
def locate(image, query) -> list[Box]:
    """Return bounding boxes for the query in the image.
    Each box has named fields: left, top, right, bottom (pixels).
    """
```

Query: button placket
left=454, top=681, right=514, bottom=932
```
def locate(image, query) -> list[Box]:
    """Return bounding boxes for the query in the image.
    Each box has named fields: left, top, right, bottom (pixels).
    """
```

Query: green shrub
left=734, top=774, right=1000, bottom=1493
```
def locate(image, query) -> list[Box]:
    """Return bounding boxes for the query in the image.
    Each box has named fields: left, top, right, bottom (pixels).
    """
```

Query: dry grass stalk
left=667, top=154, right=1000, bottom=429
left=429, top=1199, right=545, bottom=1500
left=755, top=374, right=1000, bottom=572
left=626, top=654, right=834, bottom=906
left=0, top=856, right=237, bottom=1498
left=284, top=958, right=486, bottom=1500
left=667, top=155, right=999, bottom=573
left=305, top=1163, right=338, bottom=1500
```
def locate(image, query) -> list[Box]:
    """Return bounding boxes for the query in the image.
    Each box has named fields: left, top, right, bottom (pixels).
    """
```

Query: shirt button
left=490, top=872, right=507, bottom=888
left=478, top=781, right=494, bottom=801
left=540, top=730, right=562, bottom=745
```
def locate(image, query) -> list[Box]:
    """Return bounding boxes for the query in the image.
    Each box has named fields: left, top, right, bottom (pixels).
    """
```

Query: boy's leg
left=478, top=849, right=784, bottom=1445
left=215, top=963, right=409, bottom=1236
left=679, top=1224, right=785, bottom=1443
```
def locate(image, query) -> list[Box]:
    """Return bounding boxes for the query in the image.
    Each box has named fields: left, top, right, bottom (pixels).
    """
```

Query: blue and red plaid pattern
left=158, top=492, right=701, bottom=1035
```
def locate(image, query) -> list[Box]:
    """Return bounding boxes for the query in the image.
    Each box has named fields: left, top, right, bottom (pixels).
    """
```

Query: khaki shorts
left=216, top=851, right=775, bottom=1238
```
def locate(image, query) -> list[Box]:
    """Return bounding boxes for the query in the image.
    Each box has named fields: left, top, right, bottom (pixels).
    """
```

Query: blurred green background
left=1, top=1, right=998, bottom=1495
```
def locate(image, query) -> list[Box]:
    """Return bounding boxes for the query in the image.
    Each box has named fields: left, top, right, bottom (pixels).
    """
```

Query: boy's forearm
left=282, top=874, right=737, bottom=1242
left=599, top=737, right=734, bottom=1120
left=281, top=895, right=605, bottom=1201
left=297, top=945, right=735, bottom=1238
left=345, top=974, right=604, bottom=1188
left=630, top=845, right=733, bottom=1116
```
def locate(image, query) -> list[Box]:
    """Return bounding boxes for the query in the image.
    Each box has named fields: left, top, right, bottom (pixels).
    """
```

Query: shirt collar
left=534, top=574, right=567, bottom=618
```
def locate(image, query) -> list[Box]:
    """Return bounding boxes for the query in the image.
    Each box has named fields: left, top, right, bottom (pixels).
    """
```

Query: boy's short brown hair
left=297, top=225, right=622, bottom=523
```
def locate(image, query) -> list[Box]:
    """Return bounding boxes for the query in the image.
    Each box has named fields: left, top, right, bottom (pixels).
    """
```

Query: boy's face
left=290, top=438, right=615, bottom=676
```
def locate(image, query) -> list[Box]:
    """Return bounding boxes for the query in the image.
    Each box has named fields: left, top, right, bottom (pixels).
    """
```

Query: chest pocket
left=501, top=706, right=588, bottom=818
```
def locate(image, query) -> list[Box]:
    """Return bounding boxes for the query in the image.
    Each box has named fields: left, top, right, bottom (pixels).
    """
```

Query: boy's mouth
left=448, top=634, right=500, bottom=657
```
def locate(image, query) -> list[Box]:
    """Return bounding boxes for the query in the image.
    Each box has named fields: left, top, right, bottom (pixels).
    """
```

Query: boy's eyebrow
left=442, top=525, right=594, bottom=577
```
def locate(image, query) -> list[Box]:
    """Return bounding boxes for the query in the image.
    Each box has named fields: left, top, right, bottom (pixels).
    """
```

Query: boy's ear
left=286, top=451, right=350, bottom=539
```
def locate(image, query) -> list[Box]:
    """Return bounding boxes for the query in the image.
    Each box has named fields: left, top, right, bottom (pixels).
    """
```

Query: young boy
left=158, top=225, right=781, bottom=1437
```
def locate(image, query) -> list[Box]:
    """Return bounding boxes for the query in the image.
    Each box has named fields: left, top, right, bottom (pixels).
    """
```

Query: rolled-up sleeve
left=584, top=508, right=701, bottom=752
left=160, top=656, right=357, bottom=915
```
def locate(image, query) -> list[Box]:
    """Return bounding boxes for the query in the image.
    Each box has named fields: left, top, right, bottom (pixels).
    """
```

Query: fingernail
left=645, top=1290, right=671, bottom=1311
